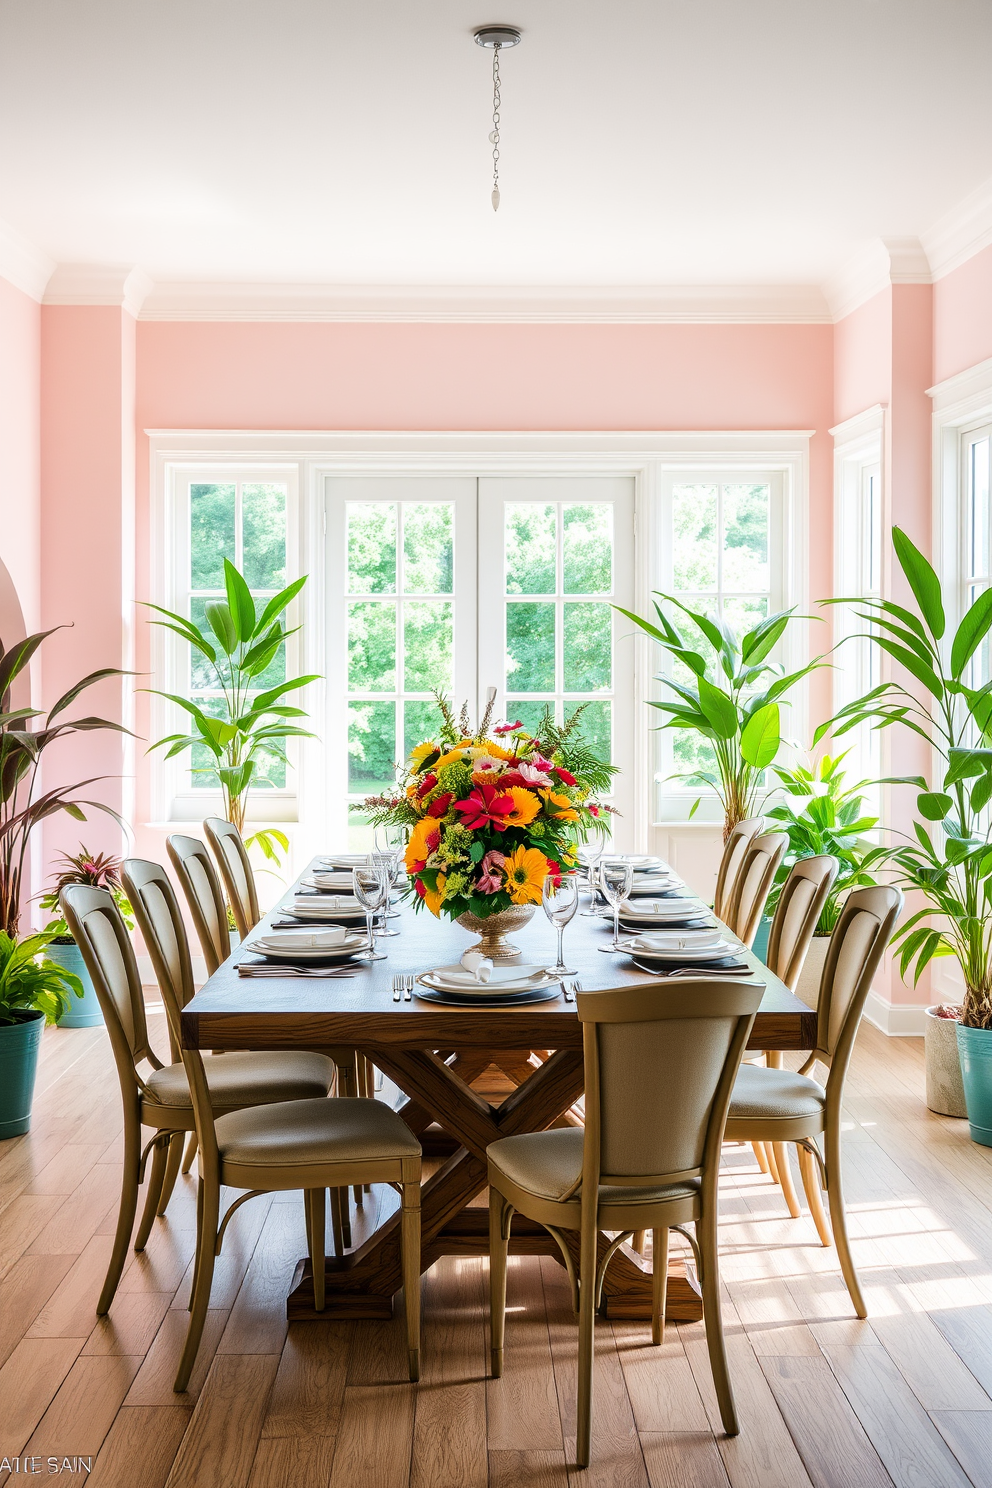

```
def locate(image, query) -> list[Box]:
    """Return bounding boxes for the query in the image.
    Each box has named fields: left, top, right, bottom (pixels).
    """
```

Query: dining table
left=180, top=860, right=818, bottom=1325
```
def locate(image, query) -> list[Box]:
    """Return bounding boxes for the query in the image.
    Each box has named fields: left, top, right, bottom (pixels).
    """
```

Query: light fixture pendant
left=474, top=25, right=521, bottom=212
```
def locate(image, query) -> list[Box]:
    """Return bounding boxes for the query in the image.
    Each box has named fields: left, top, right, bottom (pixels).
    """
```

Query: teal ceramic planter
left=47, top=942, right=104, bottom=1028
left=751, top=916, right=772, bottom=965
left=956, top=1022, right=992, bottom=1147
left=0, top=1011, right=44, bottom=1138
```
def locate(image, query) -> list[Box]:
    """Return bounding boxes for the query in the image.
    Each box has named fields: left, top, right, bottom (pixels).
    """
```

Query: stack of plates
left=614, top=928, right=745, bottom=967
left=281, top=895, right=368, bottom=923
left=415, top=963, right=560, bottom=1006
left=626, top=873, right=684, bottom=898
left=317, top=853, right=372, bottom=870
left=245, top=927, right=370, bottom=963
left=616, top=897, right=711, bottom=928
left=302, top=870, right=357, bottom=891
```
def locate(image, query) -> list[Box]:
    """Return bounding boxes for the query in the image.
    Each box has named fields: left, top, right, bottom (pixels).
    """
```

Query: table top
left=181, top=862, right=817, bottom=1053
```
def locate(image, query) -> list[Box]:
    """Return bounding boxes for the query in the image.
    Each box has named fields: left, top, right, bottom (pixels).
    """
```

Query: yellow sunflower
left=422, top=872, right=447, bottom=916
left=540, top=788, right=579, bottom=823
left=409, top=740, right=439, bottom=770
left=502, top=845, right=549, bottom=905
left=504, top=786, right=540, bottom=828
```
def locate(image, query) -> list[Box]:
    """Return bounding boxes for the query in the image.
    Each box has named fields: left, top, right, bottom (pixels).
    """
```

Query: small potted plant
left=0, top=930, right=83, bottom=1137
left=38, top=848, right=134, bottom=1028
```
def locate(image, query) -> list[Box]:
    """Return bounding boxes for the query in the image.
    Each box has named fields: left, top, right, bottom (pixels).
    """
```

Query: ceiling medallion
left=474, top=26, right=522, bottom=212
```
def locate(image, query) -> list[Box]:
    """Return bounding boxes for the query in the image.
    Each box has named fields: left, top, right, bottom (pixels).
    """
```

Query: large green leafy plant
left=826, top=527, right=992, bottom=1029
left=0, top=930, right=83, bottom=1025
left=764, top=753, right=892, bottom=934
left=147, top=561, right=319, bottom=861
left=0, top=630, right=130, bottom=937
left=616, top=595, right=822, bottom=839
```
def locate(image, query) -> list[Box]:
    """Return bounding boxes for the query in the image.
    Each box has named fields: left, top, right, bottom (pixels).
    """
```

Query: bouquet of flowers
left=363, top=695, right=615, bottom=921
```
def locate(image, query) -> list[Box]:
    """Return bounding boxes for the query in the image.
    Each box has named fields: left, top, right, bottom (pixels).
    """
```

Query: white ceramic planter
left=795, top=935, right=829, bottom=1010
left=925, top=1006, right=967, bottom=1118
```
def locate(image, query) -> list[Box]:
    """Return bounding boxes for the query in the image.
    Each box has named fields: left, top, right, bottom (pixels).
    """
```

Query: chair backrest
left=167, top=834, right=230, bottom=975
left=725, top=831, right=789, bottom=947
left=575, top=980, right=761, bottom=1195
left=204, top=818, right=259, bottom=940
left=815, top=885, right=903, bottom=1087
left=61, top=885, right=161, bottom=1102
left=713, top=817, right=763, bottom=919
left=766, top=855, right=839, bottom=992
left=122, top=859, right=197, bottom=1057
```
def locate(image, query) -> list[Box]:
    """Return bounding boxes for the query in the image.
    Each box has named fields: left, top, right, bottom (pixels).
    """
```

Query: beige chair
left=488, top=979, right=762, bottom=1467
left=166, top=833, right=231, bottom=976
left=713, top=816, right=763, bottom=920
left=61, top=881, right=336, bottom=1316
left=175, top=1017, right=422, bottom=1393
left=204, top=817, right=260, bottom=940
left=725, top=884, right=903, bottom=1318
left=724, top=831, right=789, bottom=947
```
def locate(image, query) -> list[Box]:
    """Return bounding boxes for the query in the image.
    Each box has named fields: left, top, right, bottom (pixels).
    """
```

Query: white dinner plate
left=627, top=876, right=684, bottom=897
left=615, top=935, right=739, bottom=963
left=251, top=928, right=351, bottom=951
left=245, top=932, right=369, bottom=963
left=419, top=962, right=555, bottom=995
left=301, top=871, right=356, bottom=891
left=615, top=897, right=707, bottom=919
left=317, top=854, right=374, bottom=869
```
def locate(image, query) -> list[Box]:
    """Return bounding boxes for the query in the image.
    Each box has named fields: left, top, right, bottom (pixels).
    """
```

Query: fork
left=404, top=974, right=415, bottom=1002
left=392, top=974, right=403, bottom=1002
left=237, top=964, right=358, bottom=979
left=562, top=979, right=575, bottom=1003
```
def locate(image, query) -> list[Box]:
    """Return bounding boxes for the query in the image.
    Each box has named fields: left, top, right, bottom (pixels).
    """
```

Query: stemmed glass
left=542, top=872, right=579, bottom=976
left=598, top=857, right=634, bottom=952
left=372, top=832, right=401, bottom=937
left=579, top=840, right=606, bottom=916
left=352, top=865, right=388, bottom=961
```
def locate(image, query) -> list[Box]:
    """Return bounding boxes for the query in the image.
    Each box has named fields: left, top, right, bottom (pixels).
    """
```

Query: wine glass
left=542, top=872, right=579, bottom=976
left=371, top=837, right=401, bottom=937
left=598, top=857, right=634, bottom=951
left=578, top=840, right=606, bottom=916
left=352, top=865, right=387, bottom=961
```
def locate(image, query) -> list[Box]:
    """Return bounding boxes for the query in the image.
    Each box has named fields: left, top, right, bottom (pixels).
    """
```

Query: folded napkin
left=460, top=949, right=494, bottom=983
left=253, top=927, right=348, bottom=950
left=290, top=894, right=357, bottom=911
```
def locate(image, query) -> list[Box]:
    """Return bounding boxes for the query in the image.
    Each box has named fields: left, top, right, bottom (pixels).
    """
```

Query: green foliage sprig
left=0, top=930, right=83, bottom=1026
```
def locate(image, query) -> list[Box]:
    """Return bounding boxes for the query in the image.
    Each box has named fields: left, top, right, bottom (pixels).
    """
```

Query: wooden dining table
left=180, top=863, right=817, bottom=1325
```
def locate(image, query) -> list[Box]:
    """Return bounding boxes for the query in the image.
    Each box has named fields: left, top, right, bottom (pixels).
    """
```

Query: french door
left=324, top=473, right=635, bottom=847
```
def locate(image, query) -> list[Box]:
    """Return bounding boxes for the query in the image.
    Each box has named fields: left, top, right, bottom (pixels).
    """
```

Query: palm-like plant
left=824, top=527, right=992, bottom=1029
left=147, top=560, right=319, bottom=861
left=0, top=929, right=83, bottom=1025
left=0, top=630, right=130, bottom=937
left=616, top=595, right=822, bottom=839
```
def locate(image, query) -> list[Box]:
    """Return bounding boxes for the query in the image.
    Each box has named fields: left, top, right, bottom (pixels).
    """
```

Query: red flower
left=494, top=720, right=523, bottom=735
left=417, top=773, right=438, bottom=797
left=414, top=879, right=427, bottom=899
left=426, top=792, right=453, bottom=818
left=545, top=857, right=562, bottom=885
left=554, top=767, right=577, bottom=786
left=453, top=781, right=515, bottom=831
left=589, top=804, right=600, bottom=817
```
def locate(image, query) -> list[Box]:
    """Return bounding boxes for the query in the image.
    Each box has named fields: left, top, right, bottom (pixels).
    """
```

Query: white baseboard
left=863, top=990, right=927, bottom=1037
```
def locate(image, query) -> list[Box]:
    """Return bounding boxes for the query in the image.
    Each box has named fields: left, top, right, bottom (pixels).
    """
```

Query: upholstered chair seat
left=213, top=1095, right=422, bottom=1187
left=727, top=1064, right=827, bottom=1133
left=144, top=1050, right=334, bottom=1114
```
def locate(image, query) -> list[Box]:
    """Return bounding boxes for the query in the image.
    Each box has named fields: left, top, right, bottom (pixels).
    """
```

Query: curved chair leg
left=489, top=1189, right=510, bottom=1378
left=798, top=1144, right=831, bottom=1247
left=175, top=1177, right=220, bottom=1392
left=772, top=1143, right=801, bottom=1219
left=181, top=1132, right=198, bottom=1174
left=401, top=1180, right=421, bottom=1383
left=98, top=1115, right=142, bottom=1315
left=134, top=1135, right=170, bottom=1252
left=699, top=1203, right=739, bottom=1436
left=308, top=1190, right=326, bottom=1312
left=824, top=1127, right=867, bottom=1319
left=575, top=1213, right=598, bottom=1469
left=652, top=1227, right=669, bottom=1346
left=187, top=1174, right=205, bottom=1311
left=156, top=1132, right=185, bottom=1217
left=752, top=1141, right=770, bottom=1174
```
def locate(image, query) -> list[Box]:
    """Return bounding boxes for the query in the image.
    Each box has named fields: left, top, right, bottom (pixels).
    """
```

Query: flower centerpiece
left=363, top=694, right=615, bottom=959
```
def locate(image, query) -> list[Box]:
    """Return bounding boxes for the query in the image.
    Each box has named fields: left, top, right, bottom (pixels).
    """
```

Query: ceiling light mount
left=473, top=26, right=521, bottom=49
left=473, top=26, right=521, bottom=212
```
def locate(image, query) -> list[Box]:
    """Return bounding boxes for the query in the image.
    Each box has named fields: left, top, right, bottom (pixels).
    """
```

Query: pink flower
left=494, top=720, right=523, bottom=735
left=476, top=849, right=506, bottom=894
left=453, top=782, right=515, bottom=831
left=513, top=761, right=548, bottom=785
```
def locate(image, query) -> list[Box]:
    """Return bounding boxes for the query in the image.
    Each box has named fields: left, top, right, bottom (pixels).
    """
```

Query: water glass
left=542, top=873, right=579, bottom=976
left=371, top=841, right=401, bottom=936
left=598, top=857, right=634, bottom=951
left=352, top=866, right=387, bottom=961
left=578, top=841, right=606, bottom=915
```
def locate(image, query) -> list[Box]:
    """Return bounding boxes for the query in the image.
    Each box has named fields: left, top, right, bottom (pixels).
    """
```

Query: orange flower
left=504, top=786, right=540, bottom=828
left=540, top=789, right=579, bottom=823
left=405, top=817, right=440, bottom=871
left=422, top=872, right=447, bottom=916
left=502, top=845, right=549, bottom=905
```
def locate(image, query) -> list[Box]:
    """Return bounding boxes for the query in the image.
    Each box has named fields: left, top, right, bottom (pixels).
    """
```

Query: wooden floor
left=2, top=1014, right=992, bottom=1488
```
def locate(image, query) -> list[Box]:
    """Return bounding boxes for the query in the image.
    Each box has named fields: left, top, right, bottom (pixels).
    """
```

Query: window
left=963, top=425, right=992, bottom=686
left=833, top=408, right=885, bottom=791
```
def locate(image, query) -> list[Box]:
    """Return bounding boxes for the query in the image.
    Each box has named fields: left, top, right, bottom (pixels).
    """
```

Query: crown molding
left=43, top=264, right=153, bottom=316
left=0, top=217, right=55, bottom=302
left=137, top=280, right=832, bottom=324
left=824, top=237, right=931, bottom=321
left=922, top=174, right=992, bottom=281
left=829, top=402, right=887, bottom=445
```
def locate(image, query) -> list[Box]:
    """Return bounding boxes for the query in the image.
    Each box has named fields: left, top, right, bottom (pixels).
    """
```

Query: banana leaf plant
left=616, top=594, right=824, bottom=840
left=822, top=526, right=992, bottom=1029
left=146, top=560, right=319, bottom=862
left=0, top=629, right=131, bottom=937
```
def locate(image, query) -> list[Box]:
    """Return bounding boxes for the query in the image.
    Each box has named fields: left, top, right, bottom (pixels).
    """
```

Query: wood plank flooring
left=2, top=1012, right=992, bottom=1486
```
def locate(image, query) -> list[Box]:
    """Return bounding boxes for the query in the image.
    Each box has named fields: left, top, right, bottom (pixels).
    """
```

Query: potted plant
left=826, top=526, right=992, bottom=1136
left=38, top=848, right=134, bottom=1028
left=146, top=560, right=319, bottom=865
left=615, top=595, right=823, bottom=840
left=0, top=930, right=83, bottom=1136
left=758, top=752, right=893, bottom=1005
left=362, top=693, right=613, bottom=960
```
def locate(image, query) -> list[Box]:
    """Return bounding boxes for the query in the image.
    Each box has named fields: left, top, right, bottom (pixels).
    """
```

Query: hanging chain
left=490, top=43, right=501, bottom=211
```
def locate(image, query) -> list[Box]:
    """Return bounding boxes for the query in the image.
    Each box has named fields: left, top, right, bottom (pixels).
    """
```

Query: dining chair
left=724, top=831, right=789, bottom=947
left=488, top=978, right=762, bottom=1467
left=204, top=817, right=260, bottom=940
left=725, top=884, right=903, bottom=1318
left=174, top=1007, right=422, bottom=1393
left=166, top=833, right=231, bottom=976
left=61, top=881, right=336, bottom=1316
left=712, top=816, right=763, bottom=920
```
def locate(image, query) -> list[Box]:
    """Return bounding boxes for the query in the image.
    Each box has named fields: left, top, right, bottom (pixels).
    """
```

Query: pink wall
left=833, top=288, right=893, bottom=426
left=0, top=276, right=41, bottom=635
left=933, top=242, right=992, bottom=385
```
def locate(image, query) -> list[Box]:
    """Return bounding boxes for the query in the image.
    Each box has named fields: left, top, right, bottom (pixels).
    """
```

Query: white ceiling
left=1, top=0, right=991, bottom=297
